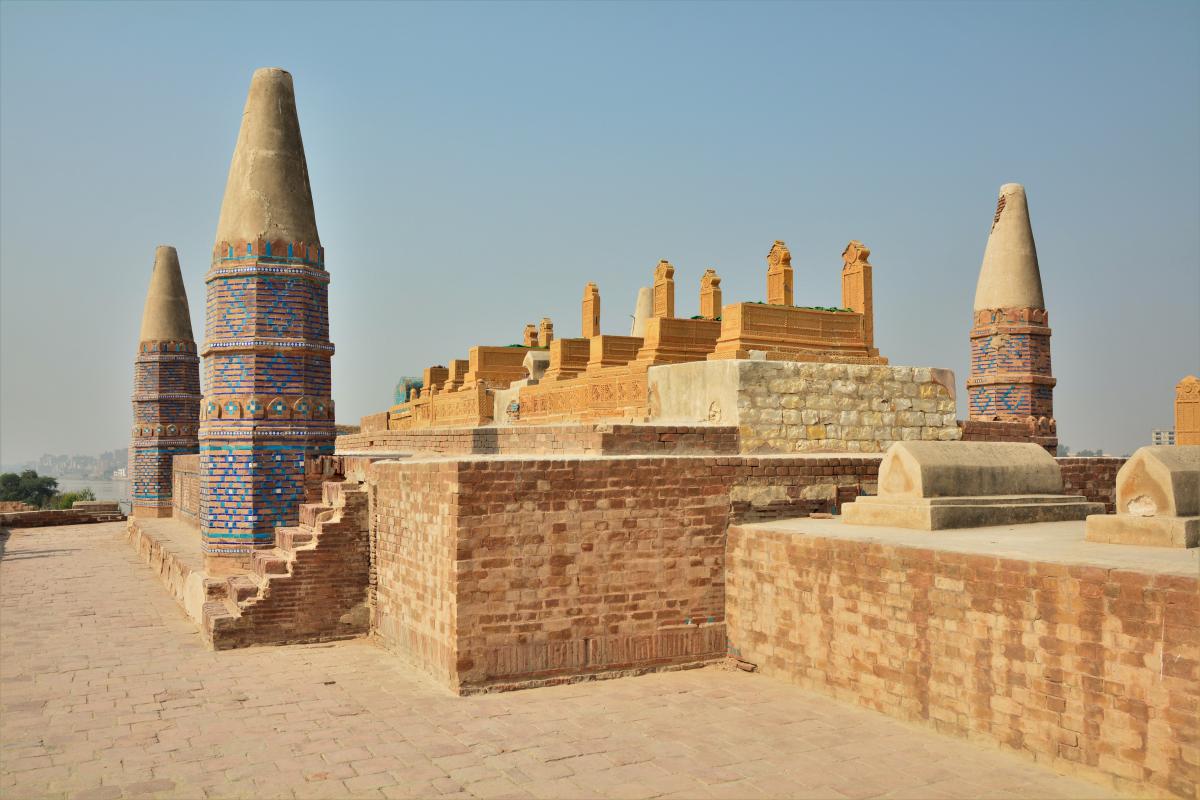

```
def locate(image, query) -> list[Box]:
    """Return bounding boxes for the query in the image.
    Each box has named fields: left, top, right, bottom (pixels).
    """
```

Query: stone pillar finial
left=522, top=324, right=537, bottom=347
left=766, top=241, right=793, bottom=306
left=974, top=183, right=1044, bottom=312
left=841, top=241, right=874, bottom=350
left=1178, top=376, right=1200, bottom=445
left=700, top=269, right=722, bottom=320
left=653, top=261, right=675, bottom=319
left=538, top=317, right=554, bottom=348
left=582, top=283, right=601, bottom=338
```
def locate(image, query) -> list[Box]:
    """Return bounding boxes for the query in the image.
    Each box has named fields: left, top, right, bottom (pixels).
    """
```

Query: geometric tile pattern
left=966, top=306, right=1055, bottom=422
left=199, top=239, right=335, bottom=556
left=130, top=339, right=201, bottom=511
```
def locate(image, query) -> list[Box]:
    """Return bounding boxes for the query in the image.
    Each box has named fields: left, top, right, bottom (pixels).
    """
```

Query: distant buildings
left=1152, top=429, right=1175, bottom=446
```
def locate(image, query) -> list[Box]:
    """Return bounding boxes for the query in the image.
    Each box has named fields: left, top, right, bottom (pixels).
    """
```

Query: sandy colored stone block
left=842, top=441, right=1101, bottom=530
left=1085, top=445, right=1200, bottom=548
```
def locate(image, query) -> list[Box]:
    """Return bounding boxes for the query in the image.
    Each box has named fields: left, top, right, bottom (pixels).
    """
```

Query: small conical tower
left=130, top=246, right=200, bottom=517
left=199, top=68, right=334, bottom=557
left=967, top=183, right=1056, bottom=450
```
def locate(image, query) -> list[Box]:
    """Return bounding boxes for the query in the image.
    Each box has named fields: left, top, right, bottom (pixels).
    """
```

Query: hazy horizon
left=2, top=0, right=1198, bottom=464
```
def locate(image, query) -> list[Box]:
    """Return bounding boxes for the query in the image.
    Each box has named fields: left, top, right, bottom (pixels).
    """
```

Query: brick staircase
left=201, top=479, right=371, bottom=650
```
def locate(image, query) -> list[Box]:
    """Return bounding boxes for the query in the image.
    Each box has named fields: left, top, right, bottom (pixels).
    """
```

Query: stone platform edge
left=124, top=518, right=211, bottom=629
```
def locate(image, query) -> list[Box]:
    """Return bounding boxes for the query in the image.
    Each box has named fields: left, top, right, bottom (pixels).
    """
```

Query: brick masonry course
left=726, top=519, right=1199, bottom=800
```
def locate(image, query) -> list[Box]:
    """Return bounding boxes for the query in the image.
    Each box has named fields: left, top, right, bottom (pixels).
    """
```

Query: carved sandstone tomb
left=1084, top=445, right=1200, bottom=548
left=841, top=441, right=1102, bottom=530
left=1178, top=376, right=1200, bottom=445
left=708, top=240, right=883, bottom=364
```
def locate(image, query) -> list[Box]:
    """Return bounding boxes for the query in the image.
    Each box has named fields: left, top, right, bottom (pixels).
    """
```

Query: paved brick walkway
left=1, top=524, right=1118, bottom=800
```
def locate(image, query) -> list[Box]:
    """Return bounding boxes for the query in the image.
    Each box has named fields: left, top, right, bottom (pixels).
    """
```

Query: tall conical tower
left=131, top=246, right=200, bottom=517
left=199, top=68, right=334, bottom=557
left=967, top=183, right=1056, bottom=450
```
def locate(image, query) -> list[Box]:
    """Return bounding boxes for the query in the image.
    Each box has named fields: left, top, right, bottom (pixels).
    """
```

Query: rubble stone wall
left=650, top=361, right=960, bottom=453
left=726, top=526, right=1198, bottom=799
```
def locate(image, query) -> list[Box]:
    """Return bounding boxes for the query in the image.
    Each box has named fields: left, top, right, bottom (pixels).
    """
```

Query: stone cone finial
left=631, top=286, right=653, bottom=337
left=215, top=67, right=320, bottom=248
left=974, top=183, right=1044, bottom=311
left=139, top=246, right=193, bottom=341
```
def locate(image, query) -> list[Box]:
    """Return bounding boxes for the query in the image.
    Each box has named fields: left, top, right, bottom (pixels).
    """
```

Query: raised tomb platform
left=841, top=441, right=1103, bottom=529
left=1085, top=445, right=1200, bottom=548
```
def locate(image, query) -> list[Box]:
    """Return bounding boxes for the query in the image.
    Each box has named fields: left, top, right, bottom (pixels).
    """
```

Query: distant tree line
left=0, top=470, right=94, bottom=509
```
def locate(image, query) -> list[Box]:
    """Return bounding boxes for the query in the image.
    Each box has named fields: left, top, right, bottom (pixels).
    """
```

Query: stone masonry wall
left=736, top=363, right=959, bottom=453
left=726, top=526, right=1199, bottom=799
left=1058, top=457, right=1126, bottom=514
left=649, top=360, right=960, bottom=453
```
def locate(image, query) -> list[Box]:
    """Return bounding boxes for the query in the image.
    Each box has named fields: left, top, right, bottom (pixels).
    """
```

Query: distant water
left=54, top=477, right=131, bottom=512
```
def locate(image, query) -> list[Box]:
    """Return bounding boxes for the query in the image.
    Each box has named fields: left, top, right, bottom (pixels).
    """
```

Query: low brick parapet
left=336, top=423, right=740, bottom=457
left=1, top=506, right=126, bottom=528
left=726, top=518, right=1199, bottom=799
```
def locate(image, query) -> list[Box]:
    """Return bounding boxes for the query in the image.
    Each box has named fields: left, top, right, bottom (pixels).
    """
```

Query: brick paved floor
left=1, top=524, right=1119, bottom=800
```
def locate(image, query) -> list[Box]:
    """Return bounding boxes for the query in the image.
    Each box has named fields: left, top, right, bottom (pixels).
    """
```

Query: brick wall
left=1058, top=457, right=1126, bottom=514
left=729, top=457, right=879, bottom=523
left=369, top=453, right=882, bottom=693
left=726, top=526, right=1199, bottom=799
left=453, top=457, right=728, bottom=692
left=0, top=507, right=126, bottom=528
left=961, top=418, right=1057, bottom=454
left=372, top=461, right=461, bottom=687
left=338, top=424, right=739, bottom=457
left=171, top=455, right=200, bottom=526
left=208, top=481, right=371, bottom=650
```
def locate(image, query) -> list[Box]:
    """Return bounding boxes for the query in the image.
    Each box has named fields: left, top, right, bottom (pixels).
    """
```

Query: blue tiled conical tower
left=131, top=246, right=200, bottom=517
left=199, top=68, right=334, bottom=557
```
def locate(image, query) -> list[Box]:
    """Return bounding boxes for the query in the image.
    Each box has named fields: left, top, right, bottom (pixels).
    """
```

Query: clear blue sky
left=2, top=0, right=1197, bottom=464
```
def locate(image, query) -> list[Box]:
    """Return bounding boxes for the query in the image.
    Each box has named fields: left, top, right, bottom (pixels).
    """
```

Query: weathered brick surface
left=726, top=526, right=1200, bottom=799
left=372, top=461, right=461, bottom=686
left=0, top=507, right=125, bottom=528
left=338, top=423, right=739, bottom=457
left=961, top=418, right=1057, bottom=454
left=170, top=454, right=200, bottom=526
left=370, top=453, right=881, bottom=693
left=207, top=480, right=370, bottom=650
left=729, top=456, right=879, bottom=523
left=1058, top=457, right=1126, bottom=514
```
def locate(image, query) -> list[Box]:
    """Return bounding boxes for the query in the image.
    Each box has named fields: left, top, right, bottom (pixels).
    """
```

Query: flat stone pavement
left=1, top=523, right=1119, bottom=800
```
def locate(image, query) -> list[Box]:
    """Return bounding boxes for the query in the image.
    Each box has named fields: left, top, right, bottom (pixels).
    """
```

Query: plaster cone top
left=214, top=67, right=320, bottom=249
left=139, top=246, right=194, bottom=342
left=973, top=183, right=1045, bottom=311
left=631, top=286, right=653, bottom=337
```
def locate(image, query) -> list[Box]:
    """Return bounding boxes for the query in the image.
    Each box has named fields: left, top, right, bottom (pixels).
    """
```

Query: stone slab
left=748, top=516, right=1199, bottom=575
left=842, top=494, right=1102, bottom=530
left=1085, top=513, right=1199, bottom=548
